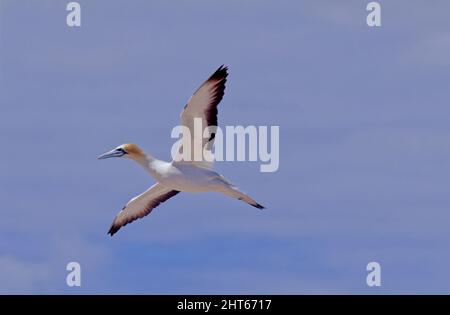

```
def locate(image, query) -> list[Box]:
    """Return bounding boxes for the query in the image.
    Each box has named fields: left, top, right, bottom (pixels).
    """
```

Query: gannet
left=98, top=66, right=265, bottom=236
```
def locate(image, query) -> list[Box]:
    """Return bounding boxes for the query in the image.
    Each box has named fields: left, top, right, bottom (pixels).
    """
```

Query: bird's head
left=97, top=143, right=145, bottom=161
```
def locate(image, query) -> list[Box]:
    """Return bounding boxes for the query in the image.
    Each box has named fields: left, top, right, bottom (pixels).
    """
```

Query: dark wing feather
left=175, top=65, right=228, bottom=168
left=108, top=184, right=179, bottom=236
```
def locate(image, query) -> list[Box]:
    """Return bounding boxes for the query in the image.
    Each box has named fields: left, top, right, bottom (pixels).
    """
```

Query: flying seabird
left=98, top=65, right=265, bottom=236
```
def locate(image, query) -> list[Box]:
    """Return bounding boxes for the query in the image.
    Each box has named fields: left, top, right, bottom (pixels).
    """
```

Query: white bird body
left=98, top=66, right=265, bottom=236
left=160, top=163, right=225, bottom=193
left=131, top=155, right=230, bottom=192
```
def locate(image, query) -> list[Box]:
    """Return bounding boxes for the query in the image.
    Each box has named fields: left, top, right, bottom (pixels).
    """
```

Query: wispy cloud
left=1, top=0, right=450, bottom=294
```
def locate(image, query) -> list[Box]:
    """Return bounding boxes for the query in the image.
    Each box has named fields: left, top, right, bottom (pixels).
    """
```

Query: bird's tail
left=221, top=185, right=265, bottom=210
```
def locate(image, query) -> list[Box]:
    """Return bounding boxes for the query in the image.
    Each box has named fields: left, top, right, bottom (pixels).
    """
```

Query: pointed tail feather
left=222, top=186, right=265, bottom=210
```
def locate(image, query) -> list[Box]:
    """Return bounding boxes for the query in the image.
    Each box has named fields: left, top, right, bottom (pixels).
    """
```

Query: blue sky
left=1, top=0, right=450, bottom=294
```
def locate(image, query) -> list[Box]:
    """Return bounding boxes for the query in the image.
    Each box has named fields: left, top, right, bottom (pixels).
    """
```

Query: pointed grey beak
left=97, top=148, right=126, bottom=160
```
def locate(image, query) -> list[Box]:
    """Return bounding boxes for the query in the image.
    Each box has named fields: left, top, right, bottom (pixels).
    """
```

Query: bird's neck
left=133, top=154, right=162, bottom=179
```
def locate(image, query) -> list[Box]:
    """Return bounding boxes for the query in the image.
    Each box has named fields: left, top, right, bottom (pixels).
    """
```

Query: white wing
left=108, top=183, right=179, bottom=236
left=174, top=65, right=228, bottom=169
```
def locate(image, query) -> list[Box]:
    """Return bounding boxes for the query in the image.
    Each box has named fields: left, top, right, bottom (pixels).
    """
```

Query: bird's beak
left=97, top=148, right=125, bottom=160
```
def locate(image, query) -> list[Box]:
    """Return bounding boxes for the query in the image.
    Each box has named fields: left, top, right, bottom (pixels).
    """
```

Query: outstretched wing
left=174, top=65, right=228, bottom=169
left=108, top=183, right=179, bottom=236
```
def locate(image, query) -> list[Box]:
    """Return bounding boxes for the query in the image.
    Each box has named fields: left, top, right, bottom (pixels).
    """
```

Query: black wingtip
left=107, top=225, right=119, bottom=237
left=253, top=203, right=265, bottom=210
left=209, top=65, right=229, bottom=81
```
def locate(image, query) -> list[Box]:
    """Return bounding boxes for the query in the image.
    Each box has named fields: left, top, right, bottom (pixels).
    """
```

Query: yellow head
left=97, top=143, right=145, bottom=160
